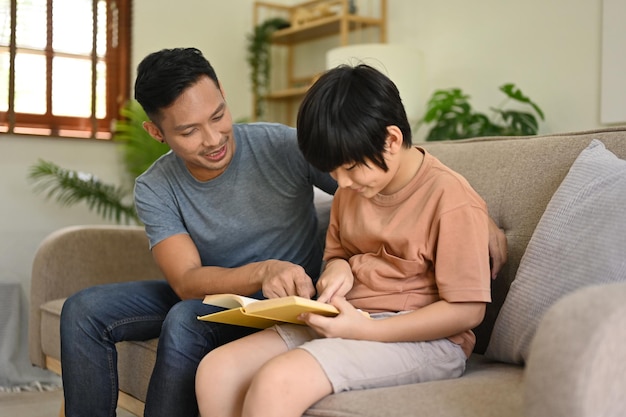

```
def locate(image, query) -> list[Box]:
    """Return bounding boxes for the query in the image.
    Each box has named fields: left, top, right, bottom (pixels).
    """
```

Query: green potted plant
left=416, top=83, right=545, bottom=141
left=28, top=100, right=169, bottom=224
left=247, top=17, right=290, bottom=120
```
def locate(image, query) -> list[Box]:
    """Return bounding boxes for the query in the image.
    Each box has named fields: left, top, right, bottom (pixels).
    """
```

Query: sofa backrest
left=421, top=126, right=626, bottom=353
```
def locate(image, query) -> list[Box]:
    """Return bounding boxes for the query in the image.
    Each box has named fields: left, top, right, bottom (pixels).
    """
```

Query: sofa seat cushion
left=39, top=298, right=158, bottom=402
left=117, top=339, right=158, bottom=401
left=304, top=355, right=524, bottom=417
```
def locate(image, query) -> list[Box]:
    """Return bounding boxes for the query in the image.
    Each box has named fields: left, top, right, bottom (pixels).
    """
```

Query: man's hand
left=152, top=235, right=316, bottom=300
left=259, top=260, right=316, bottom=299
left=488, top=217, right=507, bottom=279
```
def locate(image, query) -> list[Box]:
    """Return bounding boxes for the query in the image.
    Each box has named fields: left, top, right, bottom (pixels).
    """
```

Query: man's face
left=149, top=76, right=235, bottom=182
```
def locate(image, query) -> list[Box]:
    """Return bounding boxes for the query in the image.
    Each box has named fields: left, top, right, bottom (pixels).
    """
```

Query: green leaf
left=28, top=160, right=138, bottom=224
left=417, top=84, right=545, bottom=140
left=247, top=17, right=290, bottom=119
left=113, top=100, right=170, bottom=180
left=499, top=83, right=544, bottom=120
left=495, top=110, right=539, bottom=135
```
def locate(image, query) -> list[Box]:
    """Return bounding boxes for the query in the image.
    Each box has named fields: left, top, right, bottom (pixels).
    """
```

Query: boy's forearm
left=362, top=300, right=486, bottom=343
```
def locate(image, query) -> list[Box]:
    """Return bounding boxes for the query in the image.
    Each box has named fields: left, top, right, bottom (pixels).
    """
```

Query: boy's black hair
left=297, top=64, right=412, bottom=173
left=134, top=47, right=220, bottom=121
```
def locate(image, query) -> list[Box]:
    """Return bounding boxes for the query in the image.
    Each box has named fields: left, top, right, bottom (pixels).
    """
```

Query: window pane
left=15, top=0, right=47, bottom=49
left=52, top=56, right=91, bottom=117
left=1, top=0, right=11, bottom=45
left=53, top=0, right=93, bottom=54
left=96, top=60, right=106, bottom=118
left=0, top=53, right=7, bottom=112
left=0, top=0, right=8, bottom=113
left=96, top=0, right=107, bottom=57
left=14, top=52, right=46, bottom=114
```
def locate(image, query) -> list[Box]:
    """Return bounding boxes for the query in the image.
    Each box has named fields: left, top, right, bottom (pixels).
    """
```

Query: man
left=60, top=47, right=507, bottom=417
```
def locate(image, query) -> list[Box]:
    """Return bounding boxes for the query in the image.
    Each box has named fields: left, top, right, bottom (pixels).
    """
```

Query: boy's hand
left=315, top=259, right=354, bottom=303
left=299, top=296, right=369, bottom=339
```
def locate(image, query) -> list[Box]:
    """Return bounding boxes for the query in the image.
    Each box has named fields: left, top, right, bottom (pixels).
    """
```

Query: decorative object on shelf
left=348, top=0, right=357, bottom=14
left=247, top=17, right=291, bottom=120
left=326, top=43, right=423, bottom=126
left=416, top=84, right=545, bottom=141
left=27, top=100, right=170, bottom=224
left=292, top=3, right=336, bottom=27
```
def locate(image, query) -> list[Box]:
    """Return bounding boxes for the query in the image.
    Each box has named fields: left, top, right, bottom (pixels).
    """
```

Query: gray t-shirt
left=134, top=122, right=336, bottom=280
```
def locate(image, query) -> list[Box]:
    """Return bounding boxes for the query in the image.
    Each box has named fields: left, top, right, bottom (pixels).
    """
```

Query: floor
left=0, top=389, right=135, bottom=417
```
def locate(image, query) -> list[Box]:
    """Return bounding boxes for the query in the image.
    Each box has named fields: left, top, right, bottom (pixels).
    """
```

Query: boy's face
left=330, top=160, right=394, bottom=198
left=143, top=76, right=235, bottom=182
left=330, top=128, right=409, bottom=198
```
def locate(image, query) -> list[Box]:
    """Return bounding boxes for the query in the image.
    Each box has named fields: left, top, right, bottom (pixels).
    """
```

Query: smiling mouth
left=204, top=144, right=227, bottom=161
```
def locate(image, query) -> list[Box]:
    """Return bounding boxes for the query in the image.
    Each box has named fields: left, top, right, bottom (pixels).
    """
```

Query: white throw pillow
left=485, top=139, right=626, bottom=365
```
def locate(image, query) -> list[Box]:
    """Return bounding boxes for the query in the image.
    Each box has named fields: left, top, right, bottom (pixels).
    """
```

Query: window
left=0, top=0, right=131, bottom=139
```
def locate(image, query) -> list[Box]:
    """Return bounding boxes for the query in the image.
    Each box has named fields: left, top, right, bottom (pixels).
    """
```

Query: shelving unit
left=252, top=0, right=387, bottom=125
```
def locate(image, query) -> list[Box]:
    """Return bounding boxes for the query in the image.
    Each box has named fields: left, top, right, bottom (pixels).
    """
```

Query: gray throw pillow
left=485, top=139, right=626, bottom=365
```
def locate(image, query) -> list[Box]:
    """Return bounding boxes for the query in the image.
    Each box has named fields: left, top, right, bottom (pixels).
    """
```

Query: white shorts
left=273, top=312, right=467, bottom=393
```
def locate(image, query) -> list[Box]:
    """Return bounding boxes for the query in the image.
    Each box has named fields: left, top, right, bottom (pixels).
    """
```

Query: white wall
left=0, top=0, right=613, bottom=384
left=388, top=0, right=606, bottom=140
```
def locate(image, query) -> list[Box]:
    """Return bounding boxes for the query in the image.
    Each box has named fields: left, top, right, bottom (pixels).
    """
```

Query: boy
left=195, top=64, right=492, bottom=417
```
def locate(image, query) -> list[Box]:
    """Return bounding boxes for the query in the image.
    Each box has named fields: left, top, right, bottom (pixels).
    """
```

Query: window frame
left=0, top=0, right=132, bottom=140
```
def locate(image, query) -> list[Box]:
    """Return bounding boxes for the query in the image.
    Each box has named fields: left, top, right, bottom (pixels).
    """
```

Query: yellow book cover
left=197, top=294, right=339, bottom=329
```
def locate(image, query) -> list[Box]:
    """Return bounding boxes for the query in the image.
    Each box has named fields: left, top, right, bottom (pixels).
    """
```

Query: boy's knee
left=196, top=349, right=225, bottom=386
left=197, top=348, right=232, bottom=382
left=249, top=356, right=292, bottom=397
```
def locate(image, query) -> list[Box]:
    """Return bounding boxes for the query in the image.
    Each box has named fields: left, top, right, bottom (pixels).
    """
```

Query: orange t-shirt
left=324, top=148, right=492, bottom=356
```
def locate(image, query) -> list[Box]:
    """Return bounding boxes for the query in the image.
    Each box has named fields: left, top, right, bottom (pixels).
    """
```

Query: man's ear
left=385, top=125, right=404, bottom=154
left=143, top=121, right=166, bottom=144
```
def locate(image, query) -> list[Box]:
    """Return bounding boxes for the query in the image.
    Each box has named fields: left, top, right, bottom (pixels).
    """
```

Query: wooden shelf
left=266, top=86, right=310, bottom=100
left=252, top=0, right=387, bottom=125
left=272, top=15, right=384, bottom=45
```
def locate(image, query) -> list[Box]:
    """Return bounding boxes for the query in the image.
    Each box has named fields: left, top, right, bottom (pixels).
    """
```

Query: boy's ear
left=143, top=121, right=166, bottom=144
left=385, top=125, right=404, bottom=153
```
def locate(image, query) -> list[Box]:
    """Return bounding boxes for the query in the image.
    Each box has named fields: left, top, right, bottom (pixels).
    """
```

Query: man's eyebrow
left=173, top=103, right=226, bottom=131
left=173, top=122, right=197, bottom=132
left=210, top=102, right=226, bottom=118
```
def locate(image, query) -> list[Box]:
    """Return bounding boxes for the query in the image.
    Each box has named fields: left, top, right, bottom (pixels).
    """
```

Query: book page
left=197, top=308, right=278, bottom=329
left=201, top=293, right=258, bottom=310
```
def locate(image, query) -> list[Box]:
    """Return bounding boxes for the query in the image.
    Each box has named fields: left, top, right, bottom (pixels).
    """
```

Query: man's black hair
left=134, top=47, right=220, bottom=121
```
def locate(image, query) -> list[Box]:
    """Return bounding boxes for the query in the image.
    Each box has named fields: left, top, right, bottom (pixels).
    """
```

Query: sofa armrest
left=29, top=225, right=164, bottom=367
left=524, top=282, right=626, bottom=417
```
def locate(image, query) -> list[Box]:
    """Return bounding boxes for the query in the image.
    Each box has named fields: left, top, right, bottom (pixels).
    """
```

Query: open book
left=197, top=294, right=340, bottom=329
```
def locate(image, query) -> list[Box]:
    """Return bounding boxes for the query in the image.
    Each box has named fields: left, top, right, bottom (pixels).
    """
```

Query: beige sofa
left=30, top=127, right=626, bottom=417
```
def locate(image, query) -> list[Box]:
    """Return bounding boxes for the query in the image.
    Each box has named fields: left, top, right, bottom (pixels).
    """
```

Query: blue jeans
left=60, top=280, right=259, bottom=417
